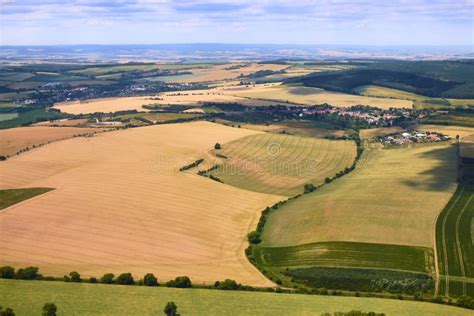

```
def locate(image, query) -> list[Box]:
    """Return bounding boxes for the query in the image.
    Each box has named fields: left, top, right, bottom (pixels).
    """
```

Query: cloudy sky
left=1, top=0, right=473, bottom=46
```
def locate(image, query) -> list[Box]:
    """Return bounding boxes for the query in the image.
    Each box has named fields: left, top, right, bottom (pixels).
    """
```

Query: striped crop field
left=254, top=241, right=434, bottom=273
left=208, top=133, right=356, bottom=196
left=436, top=185, right=474, bottom=297
left=261, top=143, right=458, bottom=249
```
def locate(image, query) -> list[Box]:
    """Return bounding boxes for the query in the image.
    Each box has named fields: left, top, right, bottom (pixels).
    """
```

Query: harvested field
left=147, top=89, right=281, bottom=107
left=2, top=279, right=471, bottom=316
left=219, top=83, right=413, bottom=109
left=173, top=63, right=288, bottom=83
left=208, top=133, right=356, bottom=196
left=53, top=96, right=158, bottom=114
left=0, top=126, right=101, bottom=157
left=417, top=125, right=474, bottom=139
left=262, top=143, right=458, bottom=248
left=436, top=185, right=474, bottom=297
left=33, top=119, right=90, bottom=127
left=0, top=122, right=282, bottom=286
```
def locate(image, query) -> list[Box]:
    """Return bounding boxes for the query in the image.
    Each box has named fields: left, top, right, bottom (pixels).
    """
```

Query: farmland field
left=261, top=143, right=458, bottom=248
left=0, top=279, right=471, bottom=316
left=354, top=85, right=474, bottom=109
left=436, top=185, right=474, bottom=297
left=53, top=96, right=158, bottom=114
left=207, top=133, right=356, bottom=196
left=359, top=127, right=405, bottom=139
left=254, top=241, right=434, bottom=273
left=0, top=126, right=102, bottom=157
left=0, top=122, right=282, bottom=286
left=220, top=83, right=413, bottom=109
left=0, top=188, right=54, bottom=210
left=416, top=124, right=474, bottom=139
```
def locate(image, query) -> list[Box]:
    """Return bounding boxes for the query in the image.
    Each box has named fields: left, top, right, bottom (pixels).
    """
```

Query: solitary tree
left=42, top=303, right=57, bottom=316
left=214, top=143, right=221, bottom=150
left=143, top=273, right=158, bottom=286
left=164, top=302, right=179, bottom=316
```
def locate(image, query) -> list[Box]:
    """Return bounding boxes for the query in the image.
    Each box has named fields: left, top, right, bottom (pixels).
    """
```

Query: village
left=378, top=130, right=452, bottom=145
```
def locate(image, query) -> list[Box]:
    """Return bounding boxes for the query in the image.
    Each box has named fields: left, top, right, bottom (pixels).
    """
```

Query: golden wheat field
left=53, top=96, right=158, bottom=114
left=0, top=126, right=101, bottom=157
left=174, top=63, right=289, bottom=83
left=262, top=143, right=458, bottom=248
left=0, top=122, right=283, bottom=286
left=217, top=83, right=413, bottom=108
left=208, top=133, right=356, bottom=196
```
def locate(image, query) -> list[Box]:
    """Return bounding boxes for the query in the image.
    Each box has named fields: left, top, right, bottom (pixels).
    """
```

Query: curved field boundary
left=436, top=185, right=474, bottom=297
left=254, top=241, right=434, bottom=274
left=208, top=133, right=356, bottom=196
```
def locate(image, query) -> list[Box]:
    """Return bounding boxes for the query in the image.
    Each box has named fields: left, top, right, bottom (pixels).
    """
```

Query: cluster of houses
left=379, top=130, right=451, bottom=145
left=299, top=106, right=407, bottom=127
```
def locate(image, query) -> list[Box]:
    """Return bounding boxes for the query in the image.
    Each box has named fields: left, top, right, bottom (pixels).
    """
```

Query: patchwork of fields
left=0, top=122, right=283, bottom=286
left=436, top=185, right=474, bottom=297
left=208, top=133, right=356, bottom=196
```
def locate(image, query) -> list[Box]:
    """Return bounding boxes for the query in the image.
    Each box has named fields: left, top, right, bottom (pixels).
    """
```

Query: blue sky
left=0, top=0, right=473, bottom=46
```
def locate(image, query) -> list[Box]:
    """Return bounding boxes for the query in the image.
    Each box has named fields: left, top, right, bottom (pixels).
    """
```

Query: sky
left=0, top=0, right=473, bottom=46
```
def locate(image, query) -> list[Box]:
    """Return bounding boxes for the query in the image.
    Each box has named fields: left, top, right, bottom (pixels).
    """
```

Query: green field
left=0, top=113, right=18, bottom=122
left=0, top=279, right=471, bottom=315
left=254, top=241, right=434, bottom=273
left=436, top=185, right=474, bottom=297
left=261, top=143, right=457, bottom=249
left=420, top=113, right=474, bottom=128
left=208, top=133, right=356, bottom=196
left=354, top=85, right=474, bottom=109
left=0, top=188, right=54, bottom=210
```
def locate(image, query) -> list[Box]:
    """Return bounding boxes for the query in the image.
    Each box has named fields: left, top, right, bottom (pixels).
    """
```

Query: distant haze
left=0, top=0, right=472, bottom=47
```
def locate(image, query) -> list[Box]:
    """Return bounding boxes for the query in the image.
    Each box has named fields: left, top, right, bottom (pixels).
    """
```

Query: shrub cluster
left=179, top=158, right=204, bottom=171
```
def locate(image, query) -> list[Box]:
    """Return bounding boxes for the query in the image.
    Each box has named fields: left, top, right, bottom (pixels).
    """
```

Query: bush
left=42, top=303, right=57, bottom=316
left=89, top=277, right=98, bottom=283
left=0, top=306, right=15, bottom=316
left=247, top=231, right=261, bottom=244
left=304, top=183, right=316, bottom=194
left=100, top=273, right=115, bottom=284
left=116, top=273, right=135, bottom=285
left=0, top=266, right=15, bottom=279
left=166, top=276, right=192, bottom=288
left=164, top=302, right=179, bottom=316
left=16, top=266, right=39, bottom=280
left=216, top=279, right=239, bottom=290
left=0, top=156, right=6, bottom=161
left=214, top=143, right=221, bottom=150
left=143, top=273, right=158, bottom=286
left=325, top=177, right=332, bottom=184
